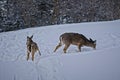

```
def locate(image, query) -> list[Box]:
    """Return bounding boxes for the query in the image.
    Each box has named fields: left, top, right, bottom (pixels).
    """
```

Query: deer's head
left=88, top=38, right=96, bottom=49
left=27, top=35, right=33, bottom=44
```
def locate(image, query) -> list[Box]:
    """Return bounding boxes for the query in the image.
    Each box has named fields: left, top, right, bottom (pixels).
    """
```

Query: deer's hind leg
left=54, top=42, right=62, bottom=52
left=38, top=48, right=41, bottom=56
left=36, top=46, right=41, bottom=56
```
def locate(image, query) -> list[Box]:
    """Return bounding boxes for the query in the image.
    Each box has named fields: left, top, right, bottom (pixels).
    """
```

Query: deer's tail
left=59, top=36, right=63, bottom=45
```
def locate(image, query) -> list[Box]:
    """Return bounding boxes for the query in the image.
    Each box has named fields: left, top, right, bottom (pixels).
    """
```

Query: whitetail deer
left=26, top=35, right=41, bottom=61
left=54, top=33, right=96, bottom=53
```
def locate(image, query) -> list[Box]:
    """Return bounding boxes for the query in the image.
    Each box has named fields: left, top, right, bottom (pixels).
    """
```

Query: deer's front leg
left=63, top=44, right=70, bottom=53
left=27, top=51, right=30, bottom=61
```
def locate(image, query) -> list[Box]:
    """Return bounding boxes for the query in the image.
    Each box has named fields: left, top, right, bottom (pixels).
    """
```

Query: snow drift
left=0, top=20, right=120, bottom=80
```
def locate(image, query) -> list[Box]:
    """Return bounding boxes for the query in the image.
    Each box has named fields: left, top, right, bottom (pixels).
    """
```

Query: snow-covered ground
left=0, top=20, right=120, bottom=80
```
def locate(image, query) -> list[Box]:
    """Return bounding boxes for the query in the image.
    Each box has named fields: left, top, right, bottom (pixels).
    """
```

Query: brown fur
left=54, top=33, right=96, bottom=53
left=26, top=35, right=41, bottom=61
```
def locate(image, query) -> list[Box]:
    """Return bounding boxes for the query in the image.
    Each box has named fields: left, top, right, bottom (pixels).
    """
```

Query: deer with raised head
left=54, top=33, right=96, bottom=53
left=26, top=35, right=41, bottom=61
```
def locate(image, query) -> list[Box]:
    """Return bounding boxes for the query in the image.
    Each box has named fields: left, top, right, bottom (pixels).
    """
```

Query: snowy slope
left=0, top=20, right=120, bottom=80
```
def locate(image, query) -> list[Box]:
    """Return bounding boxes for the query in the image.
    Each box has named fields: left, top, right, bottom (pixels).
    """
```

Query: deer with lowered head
left=26, top=35, right=41, bottom=61
left=54, top=33, right=96, bottom=53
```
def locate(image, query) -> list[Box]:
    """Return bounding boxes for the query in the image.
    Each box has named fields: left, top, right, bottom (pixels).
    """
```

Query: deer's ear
left=89, top=38, right=92, bottom=41
left=30, top=35, right=33, bottom=39
left=27, top=36, right=29, bottom=39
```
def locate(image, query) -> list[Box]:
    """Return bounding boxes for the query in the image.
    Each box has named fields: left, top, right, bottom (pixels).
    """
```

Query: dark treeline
left=0, top=0, right=120, bottom=32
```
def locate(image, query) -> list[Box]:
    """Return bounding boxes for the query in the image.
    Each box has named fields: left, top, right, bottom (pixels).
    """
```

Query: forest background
left=0, top=0, right=120, bottom=32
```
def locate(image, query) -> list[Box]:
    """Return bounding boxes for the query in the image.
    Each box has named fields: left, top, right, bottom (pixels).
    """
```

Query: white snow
left=0, top=20, right=120, bottom=80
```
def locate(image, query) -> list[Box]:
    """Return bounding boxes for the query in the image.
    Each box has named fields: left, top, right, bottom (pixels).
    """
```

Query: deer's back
left=31, top=42, right=38, bottom=49
left=60, top=33, right=88, bottom=45
left=27, top=41, right=38, bottom=51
